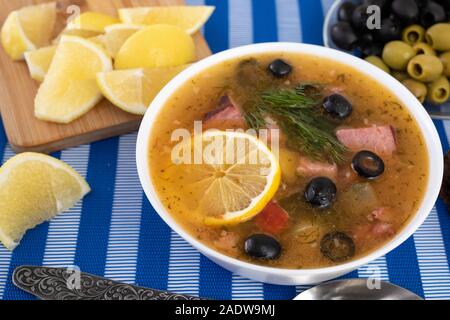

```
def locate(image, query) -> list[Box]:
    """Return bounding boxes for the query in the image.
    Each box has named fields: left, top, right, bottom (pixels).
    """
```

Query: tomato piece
left=255, top=201, right=289, bottom=235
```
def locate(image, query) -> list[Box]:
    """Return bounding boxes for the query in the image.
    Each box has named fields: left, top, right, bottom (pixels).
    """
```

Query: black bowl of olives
left=324, top=0, right=450, bottom=118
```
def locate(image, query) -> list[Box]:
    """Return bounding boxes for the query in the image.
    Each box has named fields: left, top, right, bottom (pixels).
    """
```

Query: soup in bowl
left=136, top=43, right=443, bottom=285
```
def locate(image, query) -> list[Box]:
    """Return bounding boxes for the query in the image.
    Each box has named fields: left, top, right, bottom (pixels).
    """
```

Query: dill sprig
left=244, top=83, right=347, bottom=163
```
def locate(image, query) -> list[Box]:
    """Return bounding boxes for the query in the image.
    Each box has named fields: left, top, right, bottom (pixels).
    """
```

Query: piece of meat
left=205, top=95, right=243, bottom=121
left=213, top=230, right=239, bottom=255
left=255, top=201, right=290, bottom=235
left=296, top=157, right=338, bottom=181
left=368, top=207, right=394, bottom=222
left=203, top=94, right=246, bottom=130
left=371, top=222, right=395, bottom=237
left=352, top=207, right=396, bottom=244
left=336, top=125, right=397, bottom=156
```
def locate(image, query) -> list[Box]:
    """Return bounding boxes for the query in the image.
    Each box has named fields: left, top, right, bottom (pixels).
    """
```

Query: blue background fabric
left=1, top=0, right=450, bottom=300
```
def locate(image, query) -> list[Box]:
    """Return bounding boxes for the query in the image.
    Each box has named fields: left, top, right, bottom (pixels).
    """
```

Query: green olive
left=425, top=23, right=450, bottom=51
left=413, top=42, right=436, bottom=56
left=391, top=71, right=409, bottom=82
left=402, top=79, right=427, bottom=103
left=382, top=41, right=415, bottom=71
left=364, top=56, right=390, bottom=73
left=402, top=25, right=425, bottom=45
left=427, top=76, right=450, bottom=105
left=439, top=52, right=450, bottom=77
left=407, top=54, right=444, bottom=82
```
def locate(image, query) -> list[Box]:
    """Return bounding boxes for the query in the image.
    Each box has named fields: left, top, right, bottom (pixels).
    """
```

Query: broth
left=148, top=52, right=429, bottom=269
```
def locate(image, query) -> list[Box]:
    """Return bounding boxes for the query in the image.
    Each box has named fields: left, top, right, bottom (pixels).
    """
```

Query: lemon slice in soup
left=174, top=131, right=281, bottom=226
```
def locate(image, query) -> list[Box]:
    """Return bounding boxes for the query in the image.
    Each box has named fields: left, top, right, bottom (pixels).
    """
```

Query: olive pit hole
left=435, top=88, right=448, bottom=100
left=407, top=31, right=419, bottom=43
left=412, top=63, right=423, bottom=77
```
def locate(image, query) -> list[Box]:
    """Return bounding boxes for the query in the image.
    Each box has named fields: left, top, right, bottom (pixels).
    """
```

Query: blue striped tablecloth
left=1, top=0, right=450, bottom=300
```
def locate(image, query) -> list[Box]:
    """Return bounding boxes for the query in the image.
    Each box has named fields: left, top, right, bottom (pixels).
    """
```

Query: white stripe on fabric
left=295, top=285, right=312, bottom=294
left=0, top=146, right=17, bottom=299
left=229, top=0, right=253, bottom=48
left=104, top=133, right=143, bottom=284
left=42, top=145, right=90, bottom=268
left=275, top=0, right=301, bottom=42
left=231, top=274, right=264, bottom=300
left=358, top=256, right=390, bottom=281
left=167, top=231, right=200, bottom=296
left=321, top=0, right=336, bottom=16
left=414, top=207, right=450, bottom=300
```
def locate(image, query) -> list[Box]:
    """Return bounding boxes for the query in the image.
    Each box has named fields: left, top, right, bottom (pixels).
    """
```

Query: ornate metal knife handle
left=13, top=266, right=204, bottom=300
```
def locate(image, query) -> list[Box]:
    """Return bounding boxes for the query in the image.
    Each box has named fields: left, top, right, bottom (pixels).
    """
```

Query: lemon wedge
left=24, top=45, right=56, bottom=82
left=172, top=131, right=280, bottom=226
left=0, top=152, right=90, bottom=250
left=66, top=11, right=119, bottom=33
left=118, top=6, right=214, bottom=34
left=97, top=65, right=189, bottom=115
left=115, top=24, right=196, bottom=69
left=53, top=28, right=102, bottom=44
left=1, top=2, right=56, bottom=60
left=103, top=24, right=143, bottom=58
left=35, top=35, right=112, bottom=124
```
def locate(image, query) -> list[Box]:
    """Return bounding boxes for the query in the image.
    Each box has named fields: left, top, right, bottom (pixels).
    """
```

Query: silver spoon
left=294, top=279, right=423, bottom=300
left=13, top=266, right=422, bottom=300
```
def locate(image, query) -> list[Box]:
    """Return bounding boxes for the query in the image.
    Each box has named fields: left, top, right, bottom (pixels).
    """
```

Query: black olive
left=338, top=2, right=356, bottom=22
left=268, top=59, right=292, bottom=78
left=359, top=41, right=384, bottom=57
left=357, top=33, right=383, bottom=57
left=364, top=0, right=392, bottom=14
left=351, top=4, right=372, bottom=32
left=374, top=17, right=402, bottom=42
left=320, top=232, right=355, bottom=262
left=360, top=32, right=375, bottom=44
left=415, top=0, right=428, bottom=8
left=436, top=0, right=450, bottom=10
left=244, top=234, right=281, bottom=260
left=304, top=177, right=337, bottom=209
left=352, top=150, right=385, bottom=179
left=323, top=94, right=353, bottom=119
left=391, top=0, right=419, bottom=23
left=331, top=22, right=359, bottom=51
left=420, top=1, right=447, bottom=28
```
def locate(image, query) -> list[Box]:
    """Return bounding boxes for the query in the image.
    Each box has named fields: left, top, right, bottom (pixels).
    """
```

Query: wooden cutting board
left=0, top=0, right=212, bottom=153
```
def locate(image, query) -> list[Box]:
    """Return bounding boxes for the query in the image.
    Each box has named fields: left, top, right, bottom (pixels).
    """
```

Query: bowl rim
left=322, top=0, right=345, bottom=49
left=136, top=42, right=443, bottom=278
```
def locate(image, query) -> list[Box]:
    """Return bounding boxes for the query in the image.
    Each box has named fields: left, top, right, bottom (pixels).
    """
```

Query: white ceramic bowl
left=136, top=42, right=443, bottom=285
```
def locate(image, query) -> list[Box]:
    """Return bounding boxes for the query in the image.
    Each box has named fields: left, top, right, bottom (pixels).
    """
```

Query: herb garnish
left=244, top=83, right=347, bottom=163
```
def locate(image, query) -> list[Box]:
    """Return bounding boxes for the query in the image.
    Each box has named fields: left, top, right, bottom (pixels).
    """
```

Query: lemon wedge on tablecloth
left=24, top=45, right=57, bottom=82
left=97, top=65, right=189, bottom=115
left=171, top=131, right=281, bottom=226
left=115, top=24, right=196, bottom=69
left=118, top=6, right=214, bottom=34
left=35, top=35, right=112, bottom=124
left=0, top=153, right=90, bottom=250
left=66, top=11, right=120, bottom=33
left=1, top=2, right=56, bottom=60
